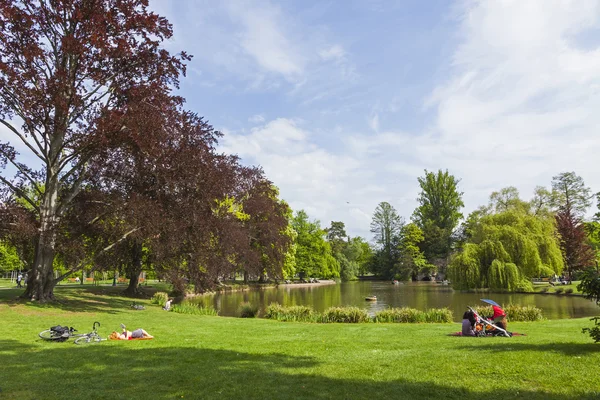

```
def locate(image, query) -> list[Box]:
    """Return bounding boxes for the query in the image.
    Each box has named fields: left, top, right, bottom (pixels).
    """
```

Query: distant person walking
left=16, top=272, right=23, bottom=288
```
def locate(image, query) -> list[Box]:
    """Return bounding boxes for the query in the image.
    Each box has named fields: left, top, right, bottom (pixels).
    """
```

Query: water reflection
left=191, top=281, right=600, bottom=321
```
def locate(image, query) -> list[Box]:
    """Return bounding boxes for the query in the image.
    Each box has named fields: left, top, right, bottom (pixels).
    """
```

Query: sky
left=3, top=0, right=600, bottom=240
left=147, top=0, right=600, bottom=239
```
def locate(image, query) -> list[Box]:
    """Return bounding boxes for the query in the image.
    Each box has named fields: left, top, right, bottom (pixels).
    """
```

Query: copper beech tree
left=0, top=0, right=189, bottom=301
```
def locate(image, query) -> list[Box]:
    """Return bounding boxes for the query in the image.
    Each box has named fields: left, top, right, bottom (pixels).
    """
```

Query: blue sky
left=3, top=1, right=599, bottom=240
left=147, top=0, right=600, bottom=240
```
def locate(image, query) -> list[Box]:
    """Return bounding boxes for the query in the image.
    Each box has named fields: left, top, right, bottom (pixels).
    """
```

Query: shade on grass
left=0, top=287, right=599, bottom=399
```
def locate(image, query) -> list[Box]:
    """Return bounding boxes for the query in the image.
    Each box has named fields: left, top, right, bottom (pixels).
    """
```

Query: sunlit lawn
left=0, top=286, right=599, bottom=400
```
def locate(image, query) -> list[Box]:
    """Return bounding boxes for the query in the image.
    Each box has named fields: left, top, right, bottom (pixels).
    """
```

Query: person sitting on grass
left=462, top=310, right=477, bottom=336
left=109, top=328, right=154, bottom=340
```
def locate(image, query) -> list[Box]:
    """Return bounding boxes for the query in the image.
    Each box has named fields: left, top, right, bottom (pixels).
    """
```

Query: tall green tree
left=370, top=202, right=404, bottom=277
left=412, top=170, right=464, bottom=270
left=448, top=210, right=563, bottom=291
left=552, top=172, right=594, bottom=282
left=291, top=210, right=339, bottom=279
left=395, top=223, right=431, bottom=281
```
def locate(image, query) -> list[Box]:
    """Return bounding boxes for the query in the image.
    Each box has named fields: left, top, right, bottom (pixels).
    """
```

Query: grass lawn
left=0, top=287, right=599, bottom=400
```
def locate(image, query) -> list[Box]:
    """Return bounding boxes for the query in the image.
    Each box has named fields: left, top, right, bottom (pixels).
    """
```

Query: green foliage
left=449, top=209, right=563, bottom=291
left=582, top=317, right=600, bottom=343
left=514, top=279, right=534, bottom=293
left=412, top=169, right=464, bottom=262
left=291, top=210, right=339, bottom=279
left=447, top=243, right=481, bottom=290
left=577, top=268, right=600, bottom=304
left=238, top=302, right=259, bottom=318
left=151, top=292, right=169, bottom=307
left=373, top=307, right=453, bottom=323
left=555, top=287, right=564, bottom=294
left=370, top=202, right=403, bottom=278
left=0, top=241, right=22, bottom=273
left=551, top=172, right=592, bottom=218
left=565, top=288, right=574, bottom=294
left=171, top=300, right=218, bottom=316
left=395, top=223, right=432, bottom=280
left=264, top=303, right=315, bottom=322
left=318, top=307, right=370, bottom=323
left=472, top=305, right=543, bottom=322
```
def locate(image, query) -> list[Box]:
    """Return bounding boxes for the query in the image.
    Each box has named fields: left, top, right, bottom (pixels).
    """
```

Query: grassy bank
left=0, top=287, right=599, bottom=400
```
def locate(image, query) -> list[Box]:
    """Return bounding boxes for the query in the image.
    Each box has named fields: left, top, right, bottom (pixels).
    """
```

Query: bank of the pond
left=1, top=289, right=599, bottom=400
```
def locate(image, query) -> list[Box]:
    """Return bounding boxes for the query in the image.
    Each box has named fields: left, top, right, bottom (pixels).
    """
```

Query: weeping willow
left=448, top=210, right=563, bottom=291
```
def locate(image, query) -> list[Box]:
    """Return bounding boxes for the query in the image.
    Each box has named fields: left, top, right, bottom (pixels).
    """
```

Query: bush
left=319, top=307, right=370, bottom=323
left=582, top=317, right=600, bottom=343
left=424, top=308, right=454, bottom=323
left=514, top=279, right=534, bottom=293
left=471, top=304, right=543, bottom=322
left=540, top=287, right=549, bottom=293
left=503, top=304, right=543, bottom=322
left=151, top=292, right=169, bottom=307
left=565, top=288, right=574, bottom=294
left=171, top=300, right=218, bottom=316
left=238, top=302, right=259, bottom=318
left=373, top=307, right=452, bottom=323
left=555, top=288, right=564, bottom=294
left=265, top=303, right=315, bottom=322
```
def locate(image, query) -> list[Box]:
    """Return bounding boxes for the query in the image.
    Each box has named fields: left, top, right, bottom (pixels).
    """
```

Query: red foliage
left=555, top=209, right=596, bottom=280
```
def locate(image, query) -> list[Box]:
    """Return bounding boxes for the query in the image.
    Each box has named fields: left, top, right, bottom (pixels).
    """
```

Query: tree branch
left=0, top=119, right=47, bottom=163
left=0, top=175, right=39, bottom=212
left=53, top=227, right=141, bottom=283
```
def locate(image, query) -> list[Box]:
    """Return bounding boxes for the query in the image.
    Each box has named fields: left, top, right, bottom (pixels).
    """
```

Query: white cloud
left=368, top=114, right=379, bottom=132
left=319, top=45, right=346, bottom=62
left=248, top=114, right=266, bottom=123
left=422, top=0, right=600, bottom=215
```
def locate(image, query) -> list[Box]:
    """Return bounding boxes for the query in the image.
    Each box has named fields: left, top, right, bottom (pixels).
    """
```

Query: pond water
left=193, top=281, right=600, bottom=321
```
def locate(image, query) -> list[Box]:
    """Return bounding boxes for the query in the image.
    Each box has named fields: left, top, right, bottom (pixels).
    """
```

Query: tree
left=370, top=202, right=404, bottom=277
left=326, top=221, right=347, bottom=253
left=551, top=172, right=592, bottom=217
left=0, top=0, right=189, bottom=301
left=395, top=223, right=431, bottom=281
left=448, top=210, right=563, bottom=291
left=0, top=241, right=21, bottom=273
left=412, top=170, right=464, bottom=270
left=489, top=187, right=530, bottom=214
left=552, top=172, right=594, bottom=282
left=291, top=210, right=339, bottom=279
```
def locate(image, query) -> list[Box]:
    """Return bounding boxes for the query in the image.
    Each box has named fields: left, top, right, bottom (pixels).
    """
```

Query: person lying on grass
left=109, top=328, right=154, bottom=340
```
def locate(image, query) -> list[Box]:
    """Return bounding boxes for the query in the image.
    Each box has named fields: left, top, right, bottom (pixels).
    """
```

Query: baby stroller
left=467, top=306, right=512, bottom=337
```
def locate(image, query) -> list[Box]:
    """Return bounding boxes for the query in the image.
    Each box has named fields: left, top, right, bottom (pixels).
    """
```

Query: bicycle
left=38, top=321, right=105, bottom=344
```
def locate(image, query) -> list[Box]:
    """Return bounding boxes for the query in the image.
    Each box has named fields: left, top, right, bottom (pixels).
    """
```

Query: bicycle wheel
left=74, top=335, right=104, bottom=345
left=39, top=330, right=65, bottom=341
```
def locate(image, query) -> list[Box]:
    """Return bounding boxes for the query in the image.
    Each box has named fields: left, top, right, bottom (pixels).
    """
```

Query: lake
left=194, top=281, right=600, bottom=321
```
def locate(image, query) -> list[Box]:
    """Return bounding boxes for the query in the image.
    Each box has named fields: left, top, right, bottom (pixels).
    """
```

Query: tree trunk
left=243, top=270, right=249, bottom=284
left=123, top=241, right=143, bottom=296
left=23, top=178, right=60, bottom=302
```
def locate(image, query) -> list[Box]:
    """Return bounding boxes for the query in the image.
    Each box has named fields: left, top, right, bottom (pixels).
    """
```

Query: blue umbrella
left=480, top=299, right=500, bottom=307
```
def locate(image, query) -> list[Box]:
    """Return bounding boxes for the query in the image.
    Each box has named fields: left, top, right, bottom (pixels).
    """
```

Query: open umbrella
left=480, top=299, right=500, bottom=307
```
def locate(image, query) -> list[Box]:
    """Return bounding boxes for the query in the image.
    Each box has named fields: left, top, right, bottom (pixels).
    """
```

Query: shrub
left=238, top=302, right=259, bottom=318
left=265, top=303, right=315, bottom=322
left=171, top=300, right=218, bottom=316
left=424, top=308, right=454, bottom=323
left=565, top=288, right=574, bottom=294
left=151, top=292, right=169, bottom=307
left=514, top=279, right=534, bottom=293
left=555, top=288, right=564, bottom=294
left=319, top=307, right=370, bottom=323
left=582, top=317, right=600, bottom=343
left=540, top=287, right=549, bottom=293
left=471, top=304, right=542, bottom=322
left=503, top=304, right=543, bottom=322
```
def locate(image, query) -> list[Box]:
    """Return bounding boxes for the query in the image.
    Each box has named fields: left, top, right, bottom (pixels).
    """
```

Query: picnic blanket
left=448, top=332, right=526, bottom=337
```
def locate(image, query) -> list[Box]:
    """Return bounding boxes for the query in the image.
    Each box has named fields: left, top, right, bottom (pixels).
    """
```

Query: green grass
left=1, top=286, right=599, bottom=399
